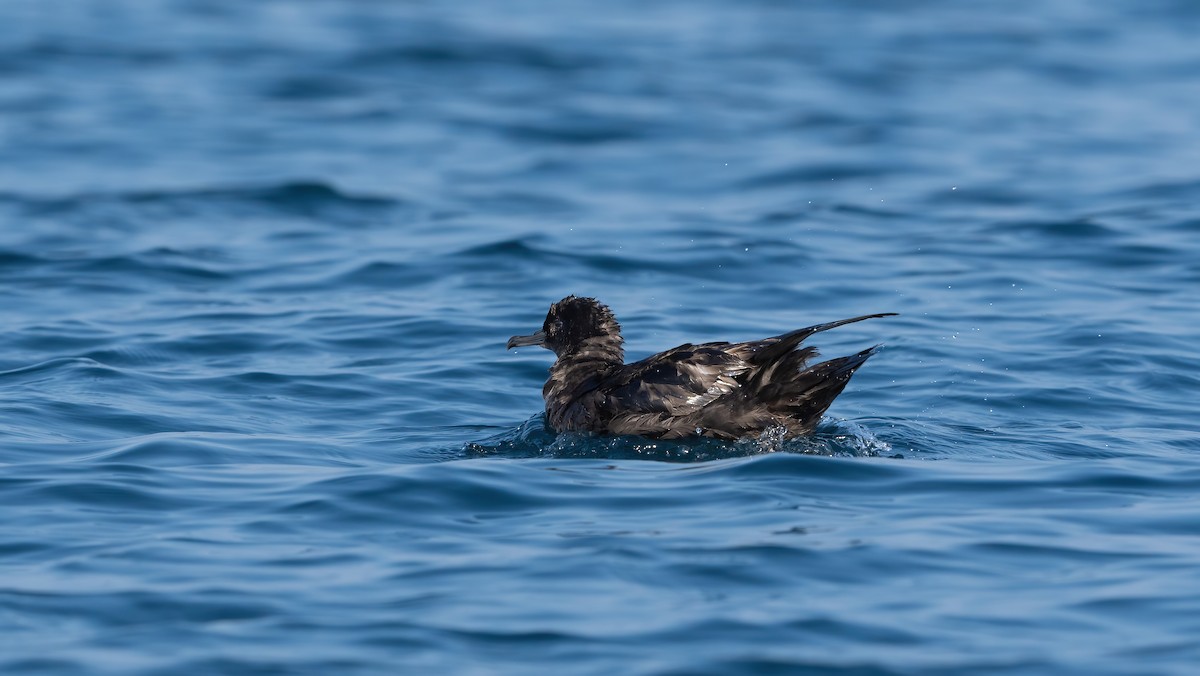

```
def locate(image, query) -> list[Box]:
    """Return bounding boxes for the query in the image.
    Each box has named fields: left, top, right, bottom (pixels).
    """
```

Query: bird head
left=507, top=295, right=623, bottom=358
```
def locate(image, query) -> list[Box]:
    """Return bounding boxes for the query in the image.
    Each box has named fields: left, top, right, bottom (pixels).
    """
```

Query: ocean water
left=3, top=1, right=1200, bottom=673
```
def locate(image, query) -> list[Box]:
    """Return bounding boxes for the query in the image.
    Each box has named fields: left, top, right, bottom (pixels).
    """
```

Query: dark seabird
left=507, top=296, right=896, bottom=440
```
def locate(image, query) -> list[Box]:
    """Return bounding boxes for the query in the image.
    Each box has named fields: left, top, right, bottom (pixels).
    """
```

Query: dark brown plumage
left=507, top=296, right=896, bottom=440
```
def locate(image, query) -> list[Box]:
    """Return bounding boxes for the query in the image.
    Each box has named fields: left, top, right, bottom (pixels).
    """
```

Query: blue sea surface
left=3, top=1, right=1200, bottom=674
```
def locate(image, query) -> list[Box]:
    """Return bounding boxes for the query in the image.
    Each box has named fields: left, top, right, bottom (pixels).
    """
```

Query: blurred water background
left=3, top=1, right=1200, bottom=674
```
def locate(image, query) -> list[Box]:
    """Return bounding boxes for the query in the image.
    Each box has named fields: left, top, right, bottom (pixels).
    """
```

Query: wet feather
left=508, top=296, right=896, bottom=440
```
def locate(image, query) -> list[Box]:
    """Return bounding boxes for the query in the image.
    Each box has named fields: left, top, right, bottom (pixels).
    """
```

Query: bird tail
left=767, top=345, right=881, bottom=434
left=739, top=345, right=883, bottom=437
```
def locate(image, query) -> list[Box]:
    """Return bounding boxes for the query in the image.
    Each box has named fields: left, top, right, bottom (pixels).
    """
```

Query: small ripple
left=263, top=74, right=367, bottom=101
left=446, top=236, right=773, bottom=282
left=738, top=163, right=894, bottom=189
left=983, top=218, right=1119, bottom=239
left=2, top=180, right=405, bottom=225
left=1121, top=178, right=1200, bottom=201
left=72, top=252, right=231, bottom=282
left=345, top=40, right=606, bottom=72
left=478, top=117, right=650, bottom=145
left=968, top=540, right=1157, bottom=564
left=0, top=356, right=106, bottom=379
left=278, top=464, right=558, bottom=529
left=0, top=249, right=46, bottom=267
left=0, top=588, right=279, bottom=625
left=4, top=476, right=197, bottom=513
left=227, top=181, right=399, bottom=214
left=330, top=260, right=431, bottom=289
left=0, top=40, right=176, bottom=71
left=657, top=658, right=912, bottom=676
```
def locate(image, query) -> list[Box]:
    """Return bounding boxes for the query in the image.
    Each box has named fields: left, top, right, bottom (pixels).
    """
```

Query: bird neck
left=554, top=335, right=624, bottom=368
left=545, top=335, right=624, bottom=399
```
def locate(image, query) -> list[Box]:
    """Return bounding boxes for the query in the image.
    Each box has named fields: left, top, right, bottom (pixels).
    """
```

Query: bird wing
left=747, top=313, right=898, bottom=366
left=601, top=343, right=754, bottom=418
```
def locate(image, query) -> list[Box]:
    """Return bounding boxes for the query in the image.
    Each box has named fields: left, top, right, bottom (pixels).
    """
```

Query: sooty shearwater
left=507, top=296, right=896, bottom=440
